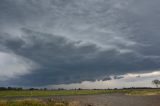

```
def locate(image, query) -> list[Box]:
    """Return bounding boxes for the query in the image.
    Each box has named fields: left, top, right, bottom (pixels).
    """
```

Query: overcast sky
left=0, top=0, right=160, bottom=88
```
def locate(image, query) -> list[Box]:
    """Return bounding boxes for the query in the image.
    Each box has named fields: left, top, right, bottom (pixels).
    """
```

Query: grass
left=0, top=89, right=160, bottom=106
left=0, top=99, right=77, bottom=106
left=0, top=89, right=160, bottom=97
left=126, top=89, right=160, bottom=95
left=0, top=89, right=112, bottom=97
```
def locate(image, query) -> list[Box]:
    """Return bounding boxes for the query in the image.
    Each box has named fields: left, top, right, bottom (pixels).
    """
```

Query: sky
left=0, top=0, right=160, bottom=88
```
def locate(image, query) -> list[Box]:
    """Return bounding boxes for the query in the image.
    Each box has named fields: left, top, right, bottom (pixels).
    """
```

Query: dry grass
left=0, top=99, right=73, bottom=106
left=1, top=89, right=160, bottom=97
left=68, top=101, right=80, bottom=106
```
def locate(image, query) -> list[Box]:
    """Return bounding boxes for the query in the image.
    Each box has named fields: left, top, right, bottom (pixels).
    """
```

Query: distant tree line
left=0, top=79, right=159, bottom=90
left=0, top=87, right=23, bottom=90
left=0, top=87, right=65, bottom=91
left=0, top=87, right=159, bottom=91
left=0, top=87, right=47, bottom=91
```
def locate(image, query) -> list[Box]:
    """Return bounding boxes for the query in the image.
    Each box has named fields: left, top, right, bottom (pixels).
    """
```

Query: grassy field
left=0, top=99, right=78, bottom=106
left=0, top=89, right=160, bottom=97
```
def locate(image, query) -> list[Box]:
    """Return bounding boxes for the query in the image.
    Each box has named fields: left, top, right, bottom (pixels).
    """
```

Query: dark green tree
left=152, top=79, right=160, bottom=88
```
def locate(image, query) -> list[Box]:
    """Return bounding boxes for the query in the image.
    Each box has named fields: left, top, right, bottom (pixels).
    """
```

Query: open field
left=1, top=93, right=160, bottom=106
left=0, top=99, right=71, bottom=106
left=0, top=89, right=160, bottom=97
left=1, top=89, right=160, bottom=106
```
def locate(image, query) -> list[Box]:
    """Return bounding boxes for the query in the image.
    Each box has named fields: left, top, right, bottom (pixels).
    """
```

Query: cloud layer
left=0, top=0, right=160, bottom=87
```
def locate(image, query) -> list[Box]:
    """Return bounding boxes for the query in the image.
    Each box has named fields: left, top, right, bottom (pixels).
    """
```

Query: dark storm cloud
left=0, top=28, right=160, bottom=86
left=0, top=0, right=160, bottom=86
left=113, top=76, right=124, bottom=80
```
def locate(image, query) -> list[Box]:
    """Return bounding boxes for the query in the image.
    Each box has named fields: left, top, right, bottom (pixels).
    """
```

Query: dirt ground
left=2, top=93, right=160, bottom=106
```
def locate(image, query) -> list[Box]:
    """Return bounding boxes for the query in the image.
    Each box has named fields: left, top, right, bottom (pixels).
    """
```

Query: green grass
left=0, top=99, right=70, bottom=106
left=0, top=89, right=160, bottom=97
left=126, top=89, right=160, bottom=95
left=0, top=89, right=160, bottom=106
left=0, top=90, right=108, bottom=97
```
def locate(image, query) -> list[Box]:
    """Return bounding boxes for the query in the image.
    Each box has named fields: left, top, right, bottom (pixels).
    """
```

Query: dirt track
left=1, top=94, right=160, bottom=106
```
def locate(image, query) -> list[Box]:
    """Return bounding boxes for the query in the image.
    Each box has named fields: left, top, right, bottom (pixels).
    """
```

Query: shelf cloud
left=0, top=0, right=160, bottom=87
